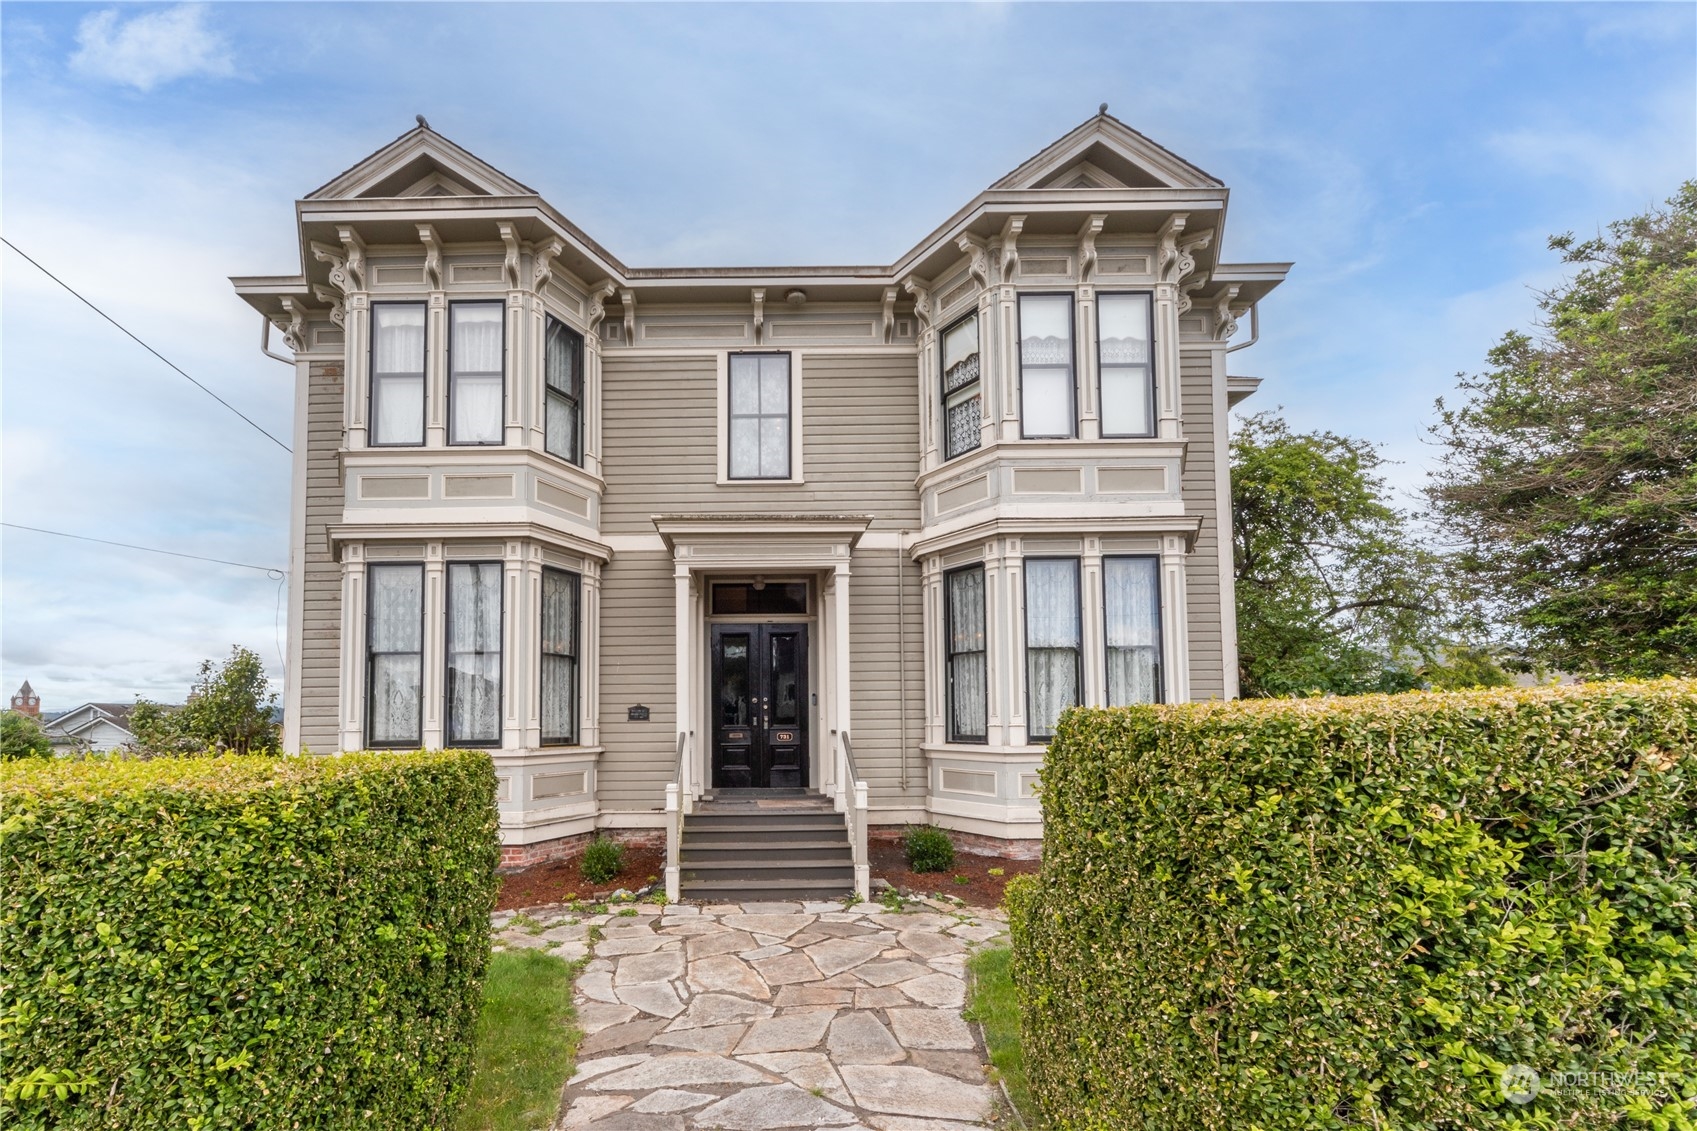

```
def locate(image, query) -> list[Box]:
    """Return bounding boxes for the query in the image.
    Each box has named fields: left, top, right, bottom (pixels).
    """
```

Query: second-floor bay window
left=946, top=565, right=988, bottom=742
left=446, top=562, right=502, bottom=745
left=728, top=352, right=791, bottom=479
left=449, top=302, right=504, bottom=445
left=371, top=303, right=426, bottom=446
left=367, top=563, right=424, bottom=746
left=941, top=315, right=982, bottom=460
left=540, top=567, right=580, bottom=745
left=544, top=316, right=584, bottom=465
left=1025, top=557, right=1081, bottom=741
left=1105, top=555, right=1163, bottom=704
left=1099, top=293, right=1155, bottom=437
left=1019, top=294, right=1076, bottom=438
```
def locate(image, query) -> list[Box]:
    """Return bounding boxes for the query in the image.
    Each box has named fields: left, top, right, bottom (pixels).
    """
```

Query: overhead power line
left=1, top=237, right=292, bottom=454
left=1, top=522, right=285, bottom=576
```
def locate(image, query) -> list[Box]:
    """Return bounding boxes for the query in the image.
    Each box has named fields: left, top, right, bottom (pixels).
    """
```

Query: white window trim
left=716, top=350, right=806, bottom=485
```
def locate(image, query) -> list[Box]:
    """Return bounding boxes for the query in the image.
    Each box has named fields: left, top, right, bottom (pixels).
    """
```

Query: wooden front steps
left=679, top=790, right=854, bottom=902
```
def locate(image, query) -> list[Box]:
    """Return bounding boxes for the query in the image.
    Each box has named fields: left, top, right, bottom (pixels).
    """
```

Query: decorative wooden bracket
left=1156, top=214, right=1189, bottom=284
left=310, top=242, right=349, bottom=293
left=881, top=287, right=898, bottom=344
left=901, top=275, right=932, bottom=331
left=618, top=287, right=636, bottom=345
left=998, top=215, right=1025, bottom=283
left=335, top=226, right=367, bottom=291
left=498, top=222, right=522, bottom=290
left=277, top=296, right=311, bottom=353
left=532, top=239, right=564, bottom=294
left=956, top=234, right=990, bottom=289
left=1077, top=214, right=1107, bottom=283
left=312, top=285, right=345, bottom=329
left=1177, top=273, right=1210, bottom=316
left=751, top=288, right=765, bottom=345
left=417, top=225, right=443, bottom=290
left=586, top=280, right=617, bottom=333
left=1212, top=285, right=1247, bottom=341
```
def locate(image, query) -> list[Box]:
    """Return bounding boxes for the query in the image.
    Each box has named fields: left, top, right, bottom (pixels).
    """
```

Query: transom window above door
left=727, top=353, right=792, bottom=479
left=711, top=581, right=809, bottom=616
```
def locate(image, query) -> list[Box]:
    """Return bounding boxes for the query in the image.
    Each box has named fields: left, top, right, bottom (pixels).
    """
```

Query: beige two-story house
left=233, top=112, right=1287, bottom=898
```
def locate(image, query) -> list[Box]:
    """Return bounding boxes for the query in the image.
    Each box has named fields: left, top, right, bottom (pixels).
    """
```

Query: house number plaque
left=626, top=705, right=650, bottom=721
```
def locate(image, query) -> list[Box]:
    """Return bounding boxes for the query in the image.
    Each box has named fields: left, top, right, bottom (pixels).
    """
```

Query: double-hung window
left=449, top=302, right=504, bottom=445
left=367, top=563, right=424, bottom=747
left=446, top=562, right=502, bottom=745
left=1024, top=557, right=1081, bottom=741
left=1098, top=293, right=1155, bottom=437
left=540, top=568, right=580, bottom=745
left=1018, top=294, right=1076, bottom=439
left=728, top=352, right=791, bottom=479
left=370, top=303, right=426, bottom=446
left=945, top=565, right=988, bottom=742
left=544, top=316, right=584, bottom=465
left=1104, top=556, right=1163, bottom=704
left=941, top=315, right=982, bottom=460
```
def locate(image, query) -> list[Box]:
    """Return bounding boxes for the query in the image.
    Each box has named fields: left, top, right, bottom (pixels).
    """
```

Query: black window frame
left=1022, top=555, right=1083, bottom=743
left=444, top=560, right=504, bottom=748
left=940, top=312, right=983, bottom=461
left=543, top=314, right=585, bottom=467
left=726, top=351, right=793, bottom=480
left=447, top=300, right=506, bottom=447
left=1096, top=291, right=1158, bottom=440
left=1016, top=292, right=1078, bottom=440
left=539, top=566, right=581, bottom=747
left=1103, top=554, right=1165, bottom=706
left=365, top=562, right=424, bottom=749
left=944, top=563, right=989, bottom=744
left=368, top=301, right=427, bottom=448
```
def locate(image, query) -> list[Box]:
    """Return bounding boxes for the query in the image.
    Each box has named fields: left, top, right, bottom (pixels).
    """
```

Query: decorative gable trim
left=305, top=125, right=534, bottom=201
left=989, top=112, right=1223, bottom=192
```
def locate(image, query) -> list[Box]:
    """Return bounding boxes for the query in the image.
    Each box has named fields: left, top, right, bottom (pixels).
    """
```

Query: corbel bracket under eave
left=955, top=234, right=990, bottom=289
left=997, top=215, right=1025, bottom=283
left=901, top=275, right=933, bottom=331
left=1212, top=284, right=1246, bottom=342
left=881, top=287, right=898, bottom=344
left=497, top=222, right=522, bottom=290
left=1077, top=214, right=1107, bottom=283
left=275, top=295, right=311, bottom=353
left=532, top=238, right=564, bottom=294
left=618, top=287, right=637, bottom=345
left=752, top=288, right=765, bottom=345
left=417, top=224, right=443, bottom=290
left=586, top=280, right=616, bottom=332
left=1178, top=273, right=1210, bottom=316
left=312, top=285, right=345, bottom=329
left=336, top=226, right=367, bottom=291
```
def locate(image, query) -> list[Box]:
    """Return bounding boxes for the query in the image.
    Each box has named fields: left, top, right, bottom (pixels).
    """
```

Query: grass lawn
left=456, top=949, right=585, bottom=1131
left=965, top=945, right=1040, bottom=1127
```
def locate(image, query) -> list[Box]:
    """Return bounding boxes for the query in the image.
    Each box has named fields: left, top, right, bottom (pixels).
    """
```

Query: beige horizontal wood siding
left=848, top=547, right=926, bottom=808
left=300, top=361, right=343, bottom=751
left=598, top=352, right=921, bottom=534
left=1179, top=351, right=1225, bottom=699
left=596, top=551, right=676, bottom=813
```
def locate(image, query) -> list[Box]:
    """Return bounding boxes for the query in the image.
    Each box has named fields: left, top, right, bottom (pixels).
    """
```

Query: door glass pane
left=719, top=636, right=750, bottom=726
left=771, top=634, right=799, bottom=725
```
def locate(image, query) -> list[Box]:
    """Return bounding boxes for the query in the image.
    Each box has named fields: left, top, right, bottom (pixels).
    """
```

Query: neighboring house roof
left=44, top=702, right=145, bottom=744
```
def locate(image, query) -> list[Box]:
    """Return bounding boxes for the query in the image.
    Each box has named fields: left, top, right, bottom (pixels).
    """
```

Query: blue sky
left=2, top=1, right=1693, bottom=706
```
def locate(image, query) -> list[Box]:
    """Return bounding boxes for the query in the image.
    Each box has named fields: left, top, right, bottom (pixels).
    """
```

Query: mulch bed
left=870, top=842, right=1041, bottom=909
left=495, top=844, right=666, bottom=911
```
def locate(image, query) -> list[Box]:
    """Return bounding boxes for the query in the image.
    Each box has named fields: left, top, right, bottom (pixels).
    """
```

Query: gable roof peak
left=990, top=111, right=1223, bottom=193
left=305, top=119, right=535, bottom=201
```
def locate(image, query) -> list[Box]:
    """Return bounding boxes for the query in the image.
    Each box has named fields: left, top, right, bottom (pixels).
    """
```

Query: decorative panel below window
left=446, top=562, right=502, bottom=744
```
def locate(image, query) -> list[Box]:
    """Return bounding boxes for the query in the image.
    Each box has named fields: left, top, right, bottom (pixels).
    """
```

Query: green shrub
left=904, top=824, right=956, bottom=873
left=580, top=837, right=624, bottom=884
left=1, top=749, right=500, bottom=1129
left=1010, top=681, right=1697, bottom=1130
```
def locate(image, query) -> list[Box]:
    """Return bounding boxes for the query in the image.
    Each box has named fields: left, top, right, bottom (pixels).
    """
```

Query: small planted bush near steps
left=903, top=824, right=956, bottom=873
left=580, top=837, right=624, bottom=884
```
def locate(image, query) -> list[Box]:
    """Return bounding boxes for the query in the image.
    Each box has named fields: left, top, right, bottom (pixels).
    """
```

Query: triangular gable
left=306, top=124, right=535, bottom=201
left=990, top=112, right=1223, bottom=192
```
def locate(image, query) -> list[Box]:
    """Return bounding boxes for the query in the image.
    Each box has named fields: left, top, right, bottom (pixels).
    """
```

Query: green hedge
left=1009, top=681, right=1697, bottom=1129
left=1, top=750, right=500, bottom=1129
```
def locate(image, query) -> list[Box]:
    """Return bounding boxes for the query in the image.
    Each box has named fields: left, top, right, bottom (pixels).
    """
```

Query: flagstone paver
left=493, top=898, right=1008, bottom=1129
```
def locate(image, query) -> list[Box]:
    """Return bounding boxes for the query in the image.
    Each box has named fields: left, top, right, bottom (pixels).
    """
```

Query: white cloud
left=70, top=4, right=233, bottom=92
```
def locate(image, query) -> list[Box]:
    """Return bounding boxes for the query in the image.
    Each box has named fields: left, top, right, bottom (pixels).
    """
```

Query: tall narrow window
left=1024, top=558, right=1081, bottom=741
left=941, top=315, right=982, bottom=460
left=1018, top=294, right=1075, bottom=438
left=450, top=302, right=504, bottom=445
left=446, top=562, right=502, bottom=745
left=1098, top=293, right=1155, bottom=437
left=946, top=565, right=988, bottom=742
left=367, top=563, right=423, bottom=747
left=1104, top=556, right=1163, bottom=705
left=371, top=304, right=426, bottom=445
left=728, top=353, right=791, bottom=479
left=540, top=568, right=580, bottom=745
left=544, top=316, right=583, bottom=465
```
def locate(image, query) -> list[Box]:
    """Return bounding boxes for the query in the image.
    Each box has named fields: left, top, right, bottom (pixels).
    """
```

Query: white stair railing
left=664, top=730, right=687, bottom=902
left=838, top=731, right=870, bottom=902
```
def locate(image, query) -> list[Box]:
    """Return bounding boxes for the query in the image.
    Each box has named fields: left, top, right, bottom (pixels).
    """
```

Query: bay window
left=728, top=352, right=791, bottom=479
left=1098, top=293, right=1155, bottom=437
left=1018, top=294, right=1075, bottom=438
left=941, top=314, right=982, bottom=460
left=370, top=303, right=426, bottom=446
left=540, top=567, right=580, bottom=745
left=544, top=315, right=583, bottom=465
left=1104, top=555, right=1163, bottom=705
left=367, top=563, right=424, bottom=747
left=945, top=565, right=988, bottom=742
left=446, top=562, right=502, bottom=745
left=1024, top=557, right=1081, bottom=740
left=449, top=302, right=504, bottom=445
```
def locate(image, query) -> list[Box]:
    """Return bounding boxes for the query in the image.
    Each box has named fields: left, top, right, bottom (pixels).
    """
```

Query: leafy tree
left=1231, top=412, right=1506, bottom=697
left=131, top=645, right=280, bottom=756
left=1, top=711, right=54, bottom=760
left=1428, top=184, right=1697, bottom=677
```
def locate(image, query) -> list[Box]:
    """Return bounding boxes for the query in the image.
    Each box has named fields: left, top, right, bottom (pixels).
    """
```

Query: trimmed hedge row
left=1, top=750, right=500, bottom=1129
left=1009, top=681, right=1697, bottom=1129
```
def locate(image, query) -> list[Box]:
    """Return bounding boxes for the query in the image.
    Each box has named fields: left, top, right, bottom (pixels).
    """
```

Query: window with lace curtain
left=540, top=567, right=580, bottom=745
left=370, top=303, right=426, bottom=446
left=941, top=314, right=982, bottom=460
left=1098, top=292, right=1155, bottom=438
left=544, top=315, right=583, bottom=465
left=367, top=563, right=423, bottom=747
left=449, top=302, right=504, bottom=445
left=728, top=352, right=791, bottom=479
left=1104, top=555, right=1163, bottom=705
left=945, top=565, right=988, bottom=742
left=1018, top=294, right=1076, bottom=439
left=1024, top=557, right=1081, bottom=741
left=446, top=562, right=502, bottom=745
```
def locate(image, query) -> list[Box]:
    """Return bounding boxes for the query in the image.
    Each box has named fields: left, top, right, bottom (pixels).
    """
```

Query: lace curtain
left=1025, top=559, right=1080, bottom=736
left=368, top=565, right=423, bottom=744
left=947, top=567, right=987, bottom=740
left=729, top=354, right=790, bottom=478
left=372, top=305, right=425, bottom=445
left=447, top=562, right=502, bottom=743
left=541, top=569, right=578, bottom=744
left=451, top=305, right=503, bottom=444
left=1105, top=556, right=1162, bottom=705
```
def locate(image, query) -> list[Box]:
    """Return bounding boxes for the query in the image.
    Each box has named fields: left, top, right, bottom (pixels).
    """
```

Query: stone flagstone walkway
left=493, top=899, right=1010, bottom=1130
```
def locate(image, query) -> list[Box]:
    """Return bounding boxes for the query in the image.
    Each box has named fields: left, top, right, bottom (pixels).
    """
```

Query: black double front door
left=711, top=623, right=808, bottom=789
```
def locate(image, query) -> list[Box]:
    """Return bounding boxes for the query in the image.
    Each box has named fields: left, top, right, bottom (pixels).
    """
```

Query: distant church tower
left=10, top=681, right=40, bottom=718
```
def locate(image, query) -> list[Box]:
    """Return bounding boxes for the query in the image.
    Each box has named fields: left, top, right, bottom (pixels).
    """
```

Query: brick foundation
left=498, top=829, right=665, bottom=872
left=868, top=825, right=1042, bottom=861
